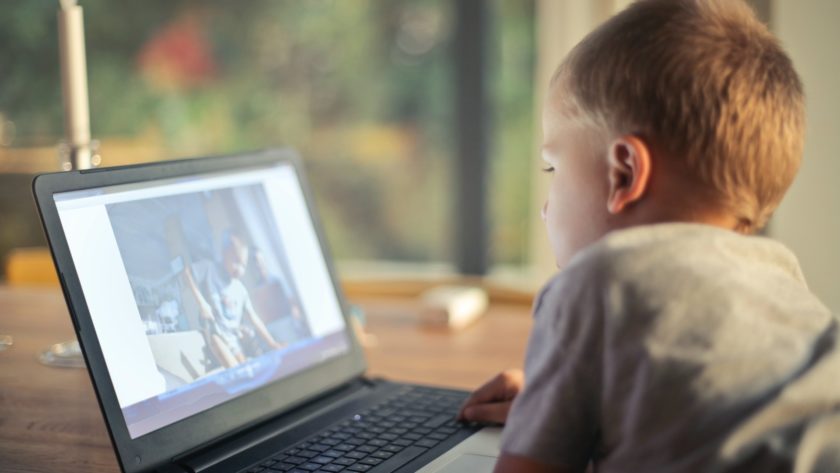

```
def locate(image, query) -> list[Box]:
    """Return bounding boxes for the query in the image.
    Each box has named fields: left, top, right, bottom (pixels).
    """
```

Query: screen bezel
left=33, top=149, right=367, bottom=473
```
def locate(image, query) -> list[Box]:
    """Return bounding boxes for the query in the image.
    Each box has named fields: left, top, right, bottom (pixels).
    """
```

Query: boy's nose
left=541, top=201, right=547, bottom=222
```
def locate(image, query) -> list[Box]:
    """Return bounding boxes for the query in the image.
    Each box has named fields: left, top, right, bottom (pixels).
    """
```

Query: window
left=0, top=0, right=535, bottom=278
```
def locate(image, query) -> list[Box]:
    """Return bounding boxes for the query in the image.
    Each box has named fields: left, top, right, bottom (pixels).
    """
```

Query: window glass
left=490, top=0, right=536, bottom=268
left=0, top=0, right=534, bottom=275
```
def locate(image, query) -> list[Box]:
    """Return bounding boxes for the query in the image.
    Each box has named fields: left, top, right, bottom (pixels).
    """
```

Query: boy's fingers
left=462, top=370, right=522, bottom=407
left=457, top=370, right=525, bottom=422
left=461, top=401, right=512, bottom=425
left=461, top=377, right=503, bottom=408
left=458, top=383, right=502, bottom=420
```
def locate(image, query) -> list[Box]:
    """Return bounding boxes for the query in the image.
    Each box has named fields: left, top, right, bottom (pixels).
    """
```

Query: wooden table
left=0, top=286, right=531, bottom=473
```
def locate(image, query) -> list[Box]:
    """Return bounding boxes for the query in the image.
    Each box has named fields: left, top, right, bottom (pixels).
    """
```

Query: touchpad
left=435, top=453, right=497, bottom=472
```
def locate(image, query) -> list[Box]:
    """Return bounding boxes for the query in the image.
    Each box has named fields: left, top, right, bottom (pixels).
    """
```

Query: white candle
left=58, top=0, right=92, bottom=169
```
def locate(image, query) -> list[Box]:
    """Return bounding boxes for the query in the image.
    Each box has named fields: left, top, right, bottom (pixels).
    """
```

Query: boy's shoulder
left=555, top=222, right=803, bottom=284
left=537, top=222, right=817, bottom=325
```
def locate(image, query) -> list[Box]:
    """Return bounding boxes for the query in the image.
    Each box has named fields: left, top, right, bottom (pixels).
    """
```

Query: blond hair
left=552, top=0, right=804, bottom=231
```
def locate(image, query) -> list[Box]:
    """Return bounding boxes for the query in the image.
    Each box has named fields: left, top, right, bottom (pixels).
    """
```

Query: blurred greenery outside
left=0, top=0, right=535, bottom=275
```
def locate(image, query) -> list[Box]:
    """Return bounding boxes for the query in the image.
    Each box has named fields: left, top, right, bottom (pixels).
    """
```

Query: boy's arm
left=495, top=271, right=603, bottom=470
left=493, top=453, right=579, bottom=473
left=182, top=263, right=215, bottom=323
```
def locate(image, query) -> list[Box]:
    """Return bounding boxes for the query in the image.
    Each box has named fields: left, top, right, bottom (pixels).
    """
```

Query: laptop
left=33, top=149, right=501, bottom=473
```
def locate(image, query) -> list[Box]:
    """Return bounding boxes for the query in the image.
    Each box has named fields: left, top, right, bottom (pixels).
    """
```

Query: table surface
left=0, top=286, right=531, bottom=473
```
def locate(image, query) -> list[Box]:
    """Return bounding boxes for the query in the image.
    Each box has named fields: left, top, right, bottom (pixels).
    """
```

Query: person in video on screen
left=457, top=1, right=840, bottom=472
left=183, top=229, right=284, bottom=368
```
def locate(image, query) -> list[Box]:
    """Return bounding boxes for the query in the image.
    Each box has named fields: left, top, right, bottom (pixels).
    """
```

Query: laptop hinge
left=156, top=464, right=191, bottom=473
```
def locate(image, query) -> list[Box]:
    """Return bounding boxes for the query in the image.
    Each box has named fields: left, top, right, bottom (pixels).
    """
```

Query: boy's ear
left=606, top=134, right=652, bottom=214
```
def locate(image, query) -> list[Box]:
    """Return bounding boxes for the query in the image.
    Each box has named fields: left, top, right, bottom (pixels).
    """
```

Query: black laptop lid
left=33, top=149, right=367, bottom=473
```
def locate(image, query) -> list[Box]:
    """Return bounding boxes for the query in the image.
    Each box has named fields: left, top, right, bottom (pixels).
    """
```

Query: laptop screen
left=53, top=162, right=351, bottom=439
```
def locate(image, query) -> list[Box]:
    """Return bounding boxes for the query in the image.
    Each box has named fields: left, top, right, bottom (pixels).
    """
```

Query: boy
left=183, top=230, right=284, bottom=368
left=459, top=1, right=840, bottom=472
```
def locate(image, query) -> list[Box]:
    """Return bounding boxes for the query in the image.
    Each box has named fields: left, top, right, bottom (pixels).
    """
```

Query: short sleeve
left=500, top=271, right=604, bottom=470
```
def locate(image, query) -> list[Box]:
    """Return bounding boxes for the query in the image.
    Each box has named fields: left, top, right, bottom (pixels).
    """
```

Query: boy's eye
left=541, top=166, right=555, bottom=173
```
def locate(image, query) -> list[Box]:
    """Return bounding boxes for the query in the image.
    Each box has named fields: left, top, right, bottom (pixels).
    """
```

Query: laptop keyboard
left=241, top=385, right=472, bottom=473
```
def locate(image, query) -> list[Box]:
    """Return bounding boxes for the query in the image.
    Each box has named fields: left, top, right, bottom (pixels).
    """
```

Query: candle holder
left=58, top=139, right=101, bottom=171
left=40, top=0, right=98, bottom=369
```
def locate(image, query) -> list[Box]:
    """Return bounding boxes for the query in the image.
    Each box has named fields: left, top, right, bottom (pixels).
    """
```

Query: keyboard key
left=319, top=465, right=345, bottom=472
left=363, top=446, right=427, bottom=473
left=423, top=415, right=451, bottom=428
left=347, top=465, right=372, bottom=472
left=269, top=463, right=295, bottom=472
left=415, top=439, right=439, bottom=448
left=371, top=451, right=393, bottom=459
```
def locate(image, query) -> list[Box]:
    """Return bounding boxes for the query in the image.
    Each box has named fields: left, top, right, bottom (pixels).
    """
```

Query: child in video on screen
left=183, top=230, right=284, bottom=368
left=457, top=1, right=840, bottom=472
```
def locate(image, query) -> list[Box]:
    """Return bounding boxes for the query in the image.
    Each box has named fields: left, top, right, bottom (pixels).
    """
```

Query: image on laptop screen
left=53, top=163, right=350, bottom=439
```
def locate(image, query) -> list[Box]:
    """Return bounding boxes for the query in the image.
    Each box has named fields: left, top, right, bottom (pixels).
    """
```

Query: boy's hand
left=458, top=369, right=524, bottom=424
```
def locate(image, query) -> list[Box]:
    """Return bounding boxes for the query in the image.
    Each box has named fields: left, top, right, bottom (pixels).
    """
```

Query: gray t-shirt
left=502, top=223, right=840, bottom=472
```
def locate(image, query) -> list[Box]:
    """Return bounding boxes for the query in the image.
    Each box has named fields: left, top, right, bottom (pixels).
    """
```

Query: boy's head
left=222, top=230, right=249, bottom=279
left=541, top=0, right=804, bottom=268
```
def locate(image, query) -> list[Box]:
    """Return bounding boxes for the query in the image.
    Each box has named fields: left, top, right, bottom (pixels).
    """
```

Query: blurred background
left=0, top=0, right=837, bottom=311
left=0, top=0, right=535, bottom=279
